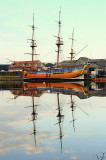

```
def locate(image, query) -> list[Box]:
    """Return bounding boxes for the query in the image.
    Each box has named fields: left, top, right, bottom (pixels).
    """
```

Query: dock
left=0, top=71, right=23, bottom=81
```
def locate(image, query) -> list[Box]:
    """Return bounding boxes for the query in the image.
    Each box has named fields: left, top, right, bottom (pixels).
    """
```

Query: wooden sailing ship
left=22, top=11, right=88, bottom=81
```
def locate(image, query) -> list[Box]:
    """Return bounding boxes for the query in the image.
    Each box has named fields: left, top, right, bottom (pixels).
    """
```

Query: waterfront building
left=0, top=64, right=10, bottom=71
left=8, top=60, right=46, bottom=71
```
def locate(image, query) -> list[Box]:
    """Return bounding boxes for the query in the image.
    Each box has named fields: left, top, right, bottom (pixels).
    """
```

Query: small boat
left=93, top=77, right=106, bottom=82
left=22, top=11, right=88, bottom=81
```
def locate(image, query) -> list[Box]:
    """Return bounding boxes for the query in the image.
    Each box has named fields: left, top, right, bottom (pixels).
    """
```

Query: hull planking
left=22, top=65, right=88, bottom=80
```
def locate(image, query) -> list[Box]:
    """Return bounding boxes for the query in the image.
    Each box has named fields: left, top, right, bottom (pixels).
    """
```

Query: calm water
left=0, top=81, right=106, bottom=160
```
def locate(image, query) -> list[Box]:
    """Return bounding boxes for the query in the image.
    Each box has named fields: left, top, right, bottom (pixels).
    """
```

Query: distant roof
left=0, top=64, right=10, bottom=66
left=78, top=57, right=96, bottom=63
left=97, top=60, right=106, bottom=67
left=8, top=60, right=41, bottom=69
left=0, top=64, right=10, bottom=71
left=11, top=60, right=39, bottom=64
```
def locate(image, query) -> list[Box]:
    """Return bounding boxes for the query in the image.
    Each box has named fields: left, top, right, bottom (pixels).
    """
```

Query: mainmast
left=56, top=9, right=63, bottom=68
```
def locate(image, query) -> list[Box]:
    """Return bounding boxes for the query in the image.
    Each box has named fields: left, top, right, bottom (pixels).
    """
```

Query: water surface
left=0, top=81, right=106, bottom=160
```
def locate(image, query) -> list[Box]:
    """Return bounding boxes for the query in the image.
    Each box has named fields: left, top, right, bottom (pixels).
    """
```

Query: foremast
left=25, top=14, right=37, bottom=70
left=31, top=15, right=37, bottom=69
left=30, top=14, right=37, bottom=69
left=56, top=9, right=63, bottom=68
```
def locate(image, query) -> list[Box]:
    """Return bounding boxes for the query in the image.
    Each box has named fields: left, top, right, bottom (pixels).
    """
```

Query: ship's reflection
left=0, top=81, right=106, bottom=158
left=10, top=82, right=89, bottom=99
left=9, top=82, right=90, bottom=153
left=7, top=81, right=106, bottom=99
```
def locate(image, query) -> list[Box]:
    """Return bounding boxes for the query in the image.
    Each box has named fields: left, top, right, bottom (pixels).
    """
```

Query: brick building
left=8, top=60, right=46, bottom=71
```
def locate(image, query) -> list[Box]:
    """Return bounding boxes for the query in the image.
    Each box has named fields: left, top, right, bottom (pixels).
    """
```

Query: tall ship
left=22, top=10, right=88, bottom=81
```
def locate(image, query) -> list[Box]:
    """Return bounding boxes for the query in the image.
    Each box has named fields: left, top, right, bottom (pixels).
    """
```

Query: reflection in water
left=0, top=81, right=106, bottom=159
left=95, top=152, right=105, bottom=160
left=6, top=81, right=106, bottom=99
left=23, top=82, right=88, bottom=97
left=56, top=92, right=64, bottom=154
left=70, top=94, right=89, bottom=133
left=27, top=91, right=38, bottom=147
left=70, top=95, right=76, bottom=133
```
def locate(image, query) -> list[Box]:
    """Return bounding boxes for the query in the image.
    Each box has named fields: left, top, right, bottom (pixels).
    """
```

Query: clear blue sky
left=0, top=0, right=106, bottom=64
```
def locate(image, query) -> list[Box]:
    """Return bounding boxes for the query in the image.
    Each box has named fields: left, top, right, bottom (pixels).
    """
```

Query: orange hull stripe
left=23, top=69, right=84, bottom=79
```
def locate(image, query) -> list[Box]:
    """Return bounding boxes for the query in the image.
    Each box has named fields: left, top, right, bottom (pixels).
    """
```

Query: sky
left=0, top=0, right=106, bottom=64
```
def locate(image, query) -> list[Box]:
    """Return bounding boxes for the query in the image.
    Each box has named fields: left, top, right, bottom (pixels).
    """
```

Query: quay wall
left=0, top=71, right=23, bottom=81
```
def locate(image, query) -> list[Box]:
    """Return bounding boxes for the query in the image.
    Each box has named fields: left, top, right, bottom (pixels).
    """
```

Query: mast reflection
left=56, top=92, right=64, bottom=153
left=70, top=94, right=76, bottom=133
left=7, top=81, right=103, bottom=152
left=25, top=90, right=39, bottom=147
left=30, top=91, right=38, bottom=147
left=1, top=81, right=106, bottom=159
left=9, top=82, right=89, bottom=149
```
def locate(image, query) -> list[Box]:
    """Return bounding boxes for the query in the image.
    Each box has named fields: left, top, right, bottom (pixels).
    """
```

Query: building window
left=37, top=63, right=41, bottom=67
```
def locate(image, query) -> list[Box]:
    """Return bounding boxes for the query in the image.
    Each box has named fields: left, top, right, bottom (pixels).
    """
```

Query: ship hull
left=23, top=82, right=87, bottom=96
left=22, top=65, right=88, bottom=81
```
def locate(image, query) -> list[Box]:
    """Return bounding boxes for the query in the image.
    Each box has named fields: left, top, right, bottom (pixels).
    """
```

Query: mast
left=56, top=9, right=63, bottom=68
left=70, top=28, right=75, bottom=67
left=69, top=29, right=88, bottom=67
left=25, top=14, right=37, bottom=70
left=31, top=14, right=37, bottom=69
